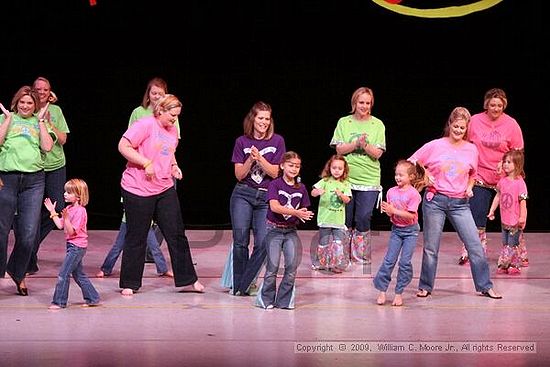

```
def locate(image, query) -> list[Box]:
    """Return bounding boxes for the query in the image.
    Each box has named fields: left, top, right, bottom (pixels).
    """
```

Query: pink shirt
left=409, top=138, right=478, bottom=198
left=121, top=116, right=178, bottom=197
left=386, top=185, right=421, bottom=227
left=61, top=205, right=88, bottom=248
left=469, top=112, right=523, bottom=186
left=497, top=176, right=528, bottom=227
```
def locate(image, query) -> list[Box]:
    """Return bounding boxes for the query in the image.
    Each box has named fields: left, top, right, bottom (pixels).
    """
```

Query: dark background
left=2, top=1, right=546, bottom=231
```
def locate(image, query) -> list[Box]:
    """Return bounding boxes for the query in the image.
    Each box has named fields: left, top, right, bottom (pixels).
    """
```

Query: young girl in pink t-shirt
left=487, top=150, right=528, bottom=274
left=373, top=160, right=427, bottom=306
left=45, top=178, right=100, bottom=309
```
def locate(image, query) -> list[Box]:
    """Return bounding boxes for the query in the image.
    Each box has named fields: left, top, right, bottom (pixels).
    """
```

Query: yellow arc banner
left=371, top=0, right=504, bottom=18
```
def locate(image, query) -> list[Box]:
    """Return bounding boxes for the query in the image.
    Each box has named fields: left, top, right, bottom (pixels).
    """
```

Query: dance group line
left=0, top=79, right=526, bottom=309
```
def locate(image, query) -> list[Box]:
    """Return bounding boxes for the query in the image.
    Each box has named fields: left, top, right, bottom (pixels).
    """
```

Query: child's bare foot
left=96, top=270, right=105, bottom=278
left=392, top=294, right=403, bottom=307
left=121, top=288, right=134, bottom=296
left=48, top=304, right=62, bottom=310
left=192, top=280, right=205, bottom=293
left=376, top=292, right=386, bottom=305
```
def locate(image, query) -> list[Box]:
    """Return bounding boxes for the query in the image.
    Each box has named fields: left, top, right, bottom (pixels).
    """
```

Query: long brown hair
left=243, top=101, right=274, bottom=139
left=320, top=154, right=349, bottom=182
left=502, top=150, right=526, bottom=179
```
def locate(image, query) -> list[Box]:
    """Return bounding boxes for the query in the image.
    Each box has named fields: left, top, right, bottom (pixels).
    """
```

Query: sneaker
left=458, top=256, right=469, bottom=265
left=497, top=267, right=508, bottom=274
left=508, top=267, right=521, bottom=275
left=266, top=304, right=275, bottom=309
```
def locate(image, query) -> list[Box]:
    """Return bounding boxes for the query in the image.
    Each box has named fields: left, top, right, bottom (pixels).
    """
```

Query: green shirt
left=330, top=115, right=386, bottom=190
left=314, top=177, right=352, bottom=228
left=43, top=104, right=70, bottom=171
left=0, top=113, right=55, bottom=172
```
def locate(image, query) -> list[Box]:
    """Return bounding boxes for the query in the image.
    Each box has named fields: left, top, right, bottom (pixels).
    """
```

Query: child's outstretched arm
left=44, top=198, right=63, bottom=230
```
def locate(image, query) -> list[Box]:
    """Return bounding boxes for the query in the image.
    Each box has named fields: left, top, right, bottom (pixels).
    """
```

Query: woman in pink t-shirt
left=409, top=107, right=501, bottom=299
left=458, top=88, right=524, bottom=265
left=117, top=94, right=204, bottom=296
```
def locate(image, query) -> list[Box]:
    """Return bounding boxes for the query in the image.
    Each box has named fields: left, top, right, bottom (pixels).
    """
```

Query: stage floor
left=1, top=230, right=549, bottom=367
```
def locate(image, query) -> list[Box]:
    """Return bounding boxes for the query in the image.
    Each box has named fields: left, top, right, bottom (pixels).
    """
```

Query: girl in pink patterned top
left=487, top=150, right=528, bottom=274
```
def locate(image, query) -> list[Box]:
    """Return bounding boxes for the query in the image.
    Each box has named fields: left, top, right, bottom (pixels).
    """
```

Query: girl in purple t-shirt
left=487, top=150, right=528, bottom=274
left=255, top=151, right=314, bottom=309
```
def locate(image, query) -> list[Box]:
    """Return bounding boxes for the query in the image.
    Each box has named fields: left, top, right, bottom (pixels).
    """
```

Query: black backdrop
left=2, top=1, right=546, bottom=231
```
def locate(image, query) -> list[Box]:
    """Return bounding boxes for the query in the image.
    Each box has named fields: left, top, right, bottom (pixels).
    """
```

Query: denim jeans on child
left=373, top=223, right=419, bottom=294
left=419, top=192, right=493, bottom=293
left=256, top=225, right=302, bottom=309
left=52, top=243, right=100, bottom=307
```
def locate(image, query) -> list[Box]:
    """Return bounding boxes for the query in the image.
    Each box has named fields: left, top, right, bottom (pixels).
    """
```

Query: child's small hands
left=487, top=212, right=495, bottom=221
left=313, top=188, right=325, bottom=196
left=465, top=188, right=474, bottom=198
left=44, top=198, right=57, bottom=212
left=61, top=208, right=69, bottom=219
left=518, top=217, right=526, bottom=229
left=381, top=201, right=393, bottom=216
left=296, top=208, right=314, bottom=222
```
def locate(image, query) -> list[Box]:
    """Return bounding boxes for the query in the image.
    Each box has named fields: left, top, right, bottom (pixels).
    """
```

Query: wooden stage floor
left=1, top=230, right=549, bottom=367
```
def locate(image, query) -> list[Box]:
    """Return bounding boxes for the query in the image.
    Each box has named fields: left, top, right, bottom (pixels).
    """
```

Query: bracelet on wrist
left=50, top=212, right=58, bottom=219
left=143, top=160, right=152, bottom=169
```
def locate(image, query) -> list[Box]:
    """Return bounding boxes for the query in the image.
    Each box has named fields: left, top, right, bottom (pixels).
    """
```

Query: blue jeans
left=230, top=183, right=269, bottom=294
left=469, top=185, right=495, bottom=228
left=501, top=226, right=521, bottom=246
left=373, top=224, right=419, bottom=294
left=419, top=192, right=493, bottom=293
left=257, top=225, right=302, bottom=309
left=345, top=190, right=379, bottom=232
left=120, top=187, right=197, bottom=290
left=29, top=166, right=67, bottom=273
left=0, top=171, right=45, bottom=282
left=52, top=243, right=100, bottom=307
left=100, top=221, right=168, bottom=275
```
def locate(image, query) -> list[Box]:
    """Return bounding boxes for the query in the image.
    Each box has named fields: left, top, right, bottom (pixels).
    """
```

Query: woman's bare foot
left=392, top=294, right=403, bottom=307
left=192, top=280, right=205, bottom=293
left=376, top=292, right=386, bottom=305
left=121, top=288, right=134, bottom=296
